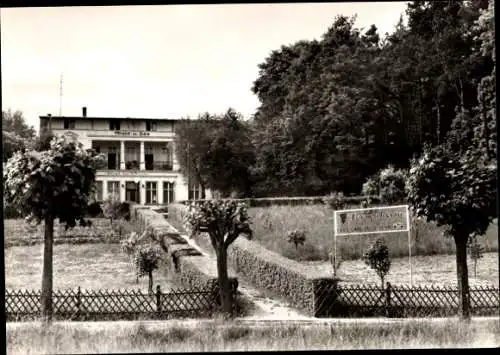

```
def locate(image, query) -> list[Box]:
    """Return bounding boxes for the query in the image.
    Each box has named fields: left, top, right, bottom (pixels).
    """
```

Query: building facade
left=39, top=107, right=210, bottom=205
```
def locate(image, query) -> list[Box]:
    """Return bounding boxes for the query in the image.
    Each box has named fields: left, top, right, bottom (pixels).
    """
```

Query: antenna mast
left=59, top=73, right=63, bottom=116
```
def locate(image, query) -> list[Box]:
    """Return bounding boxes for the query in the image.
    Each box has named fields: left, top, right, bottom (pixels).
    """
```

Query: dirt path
left=179, top=229, right=313, bottom=320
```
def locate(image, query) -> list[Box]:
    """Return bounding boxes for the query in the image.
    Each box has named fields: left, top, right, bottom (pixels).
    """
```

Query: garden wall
left=129, top=204, right=237, bottom=291
left=175, top=195, right=377, bottom=207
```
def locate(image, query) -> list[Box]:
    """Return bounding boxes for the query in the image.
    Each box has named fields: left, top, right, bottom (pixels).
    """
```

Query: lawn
left=4, top=243, right=174, bottom=292
left=6, top=318, right=499, bottom=353
left=249, top=205, right=499, bottom=262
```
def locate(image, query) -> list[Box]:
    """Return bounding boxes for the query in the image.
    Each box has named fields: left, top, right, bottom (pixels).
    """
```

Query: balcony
left=125, top=160, right=140, bottom=170
left=146, top=161, right=173, bottom=171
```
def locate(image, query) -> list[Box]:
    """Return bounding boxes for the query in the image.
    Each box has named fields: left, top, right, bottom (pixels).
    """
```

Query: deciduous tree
left=3, top=135, right=105, bottom=322
left=184, top=200, right=252, bottom=316
left=406, top=144, right=496, bottom=319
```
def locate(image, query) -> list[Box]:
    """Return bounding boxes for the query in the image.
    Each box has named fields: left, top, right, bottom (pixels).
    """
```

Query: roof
left=39, top=115, right=182, bottom=121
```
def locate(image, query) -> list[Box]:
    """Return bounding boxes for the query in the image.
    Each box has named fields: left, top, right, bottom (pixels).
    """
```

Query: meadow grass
left=3, top=217, right=135, bottom=248
left=249, top=205, right=499, bottom=262
left=4, top=243, right=175, bottom=291
left=6, top=318, right=499, bottom=353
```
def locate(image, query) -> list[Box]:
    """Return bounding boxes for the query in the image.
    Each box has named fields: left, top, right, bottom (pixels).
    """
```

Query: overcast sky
left=1, top=3, right=408, bottom=131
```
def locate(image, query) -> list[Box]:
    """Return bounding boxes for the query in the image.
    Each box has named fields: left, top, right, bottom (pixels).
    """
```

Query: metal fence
left=6, top=283, right=235, bottom=321
left=314, top=281, right=500, bottom=317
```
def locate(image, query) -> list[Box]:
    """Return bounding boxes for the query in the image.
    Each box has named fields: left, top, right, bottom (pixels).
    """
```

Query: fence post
left=156, top=285, right=162, bottom=315
left=77, top=286, right=82, bottom=318
left=385, top=282, right=392, bottom=318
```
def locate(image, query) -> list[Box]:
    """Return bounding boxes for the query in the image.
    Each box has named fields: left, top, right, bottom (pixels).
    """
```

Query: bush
left=362, top=165, right=408, bottom=205
left=363, top=238, right=391, bottom=287
left=86, top=202, right=103, bottom=217
left=287, top=230, right=306, bottom=250
left=3, top=203, right=21, bottom=219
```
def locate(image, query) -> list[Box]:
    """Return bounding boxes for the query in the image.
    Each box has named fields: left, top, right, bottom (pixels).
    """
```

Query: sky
left=1, top=3, right=408, bottom=132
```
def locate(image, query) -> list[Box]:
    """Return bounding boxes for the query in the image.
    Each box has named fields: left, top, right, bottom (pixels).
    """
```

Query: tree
left=287, top=230, right=306, bottom=250
left=134, top=244, right=162, bottom=294
left=406, top=144, right=496, bottom=319
left=3, top=135, right=105, bottom=322
left=2, top=110, right=36, bottom=162
left=184, top=200, right=252, bottom=316
left=363, top=238, right=391, bottom=288
left=174, top=109, right=255, bottom=198
left=102, top=193, right=122, bottom=225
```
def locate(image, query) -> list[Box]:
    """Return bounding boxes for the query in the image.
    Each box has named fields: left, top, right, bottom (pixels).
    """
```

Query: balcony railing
left=126, top=161, right=140, bottom=170
left=146, top=161, right=173, bottom=171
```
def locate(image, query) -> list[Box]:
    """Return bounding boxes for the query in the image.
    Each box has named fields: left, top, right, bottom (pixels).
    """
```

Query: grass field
left=304, top=252, right=499, bottom=287
left=3, top=218, right=135, bottom=248
left=4, top=243, right=174, bottom=291
left=249, top=205, right=499, bottom=262
left=6, top=318, right=499, bottom=353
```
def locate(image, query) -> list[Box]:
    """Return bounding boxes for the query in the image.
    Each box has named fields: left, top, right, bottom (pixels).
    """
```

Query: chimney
left=47, top=114, right=52, bottom=117
left=82, top=107, right=87, bottom=117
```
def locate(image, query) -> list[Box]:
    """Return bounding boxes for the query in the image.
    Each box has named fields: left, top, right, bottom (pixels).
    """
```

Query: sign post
left=333, top=205, right=413, bottom=285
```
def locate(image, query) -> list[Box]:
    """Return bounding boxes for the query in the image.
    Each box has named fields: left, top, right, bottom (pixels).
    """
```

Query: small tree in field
left=184, top=200, right=252, bottom=317
left=134, top=244, right=162, bottom=295
left=468, top=237, right=484, bottom=279
left=363, top=238, right=391, bottom=288
left=406, top=144, right=496, bottom=319
left=102, top=194, right=122, bottom=226
left=3, top=136, right=105, bottom=323
left=287, top=230, right=306, bottom=250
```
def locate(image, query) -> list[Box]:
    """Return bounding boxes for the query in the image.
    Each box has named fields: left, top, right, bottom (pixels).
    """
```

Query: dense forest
left=170, top=1, right=496, bottom=198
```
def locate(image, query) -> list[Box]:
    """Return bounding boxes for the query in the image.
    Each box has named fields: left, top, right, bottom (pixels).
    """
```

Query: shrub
left=287, top=230, right=306, bottom=250
left=86, top=202, right=103, bottom=217
left=363, top=238, right=391, bottom=288
left=362, top=165, right=407, bottom=205
left=102, top=194, right=122, bottom=225
left=322, top=191, right=347, bottom=210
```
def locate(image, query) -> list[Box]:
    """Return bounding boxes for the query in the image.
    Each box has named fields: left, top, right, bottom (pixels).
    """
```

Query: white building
left=39, top=107, right=210, bottom=205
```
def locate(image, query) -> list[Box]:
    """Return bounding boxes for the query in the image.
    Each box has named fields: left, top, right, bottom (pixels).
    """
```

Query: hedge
left=129, top=204, right=237, bottom=291
left=166, top=202, right=337, bottom=316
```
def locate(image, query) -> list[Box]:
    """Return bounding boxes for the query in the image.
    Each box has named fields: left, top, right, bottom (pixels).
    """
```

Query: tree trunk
left=41, top=215, right=54, bottom=323
left=148, top=270, right=153, bottom=295
left=455, top=236, right=471, bottom=320
left=216, top=247, right=233, bottom=317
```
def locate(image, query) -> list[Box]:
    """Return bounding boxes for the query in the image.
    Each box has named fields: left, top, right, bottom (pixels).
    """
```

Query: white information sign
left=333, top=205, right=413, bottom=285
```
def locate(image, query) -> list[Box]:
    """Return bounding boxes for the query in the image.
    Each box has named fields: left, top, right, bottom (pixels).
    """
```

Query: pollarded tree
left=3, top=135, right=105, bottom=323
left=406, top=144, right=497, bottom=319
left=184, top=200, right=252, bottom=316
left=134, top=244, right=162, bottom=295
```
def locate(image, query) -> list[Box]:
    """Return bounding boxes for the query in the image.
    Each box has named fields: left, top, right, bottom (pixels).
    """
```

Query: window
left=146, top=120, right=157, bottom=132
left=64, top=119, right=75, bottom=129
left=163, top=182, right=175, bottom=204
left=145, top=181, right=157, bottom=204
left=109, top=119, right=121, bottom=131
left=94, top=181, right=103, bottom=201
left=188, top=183, right=204, bottom=201
left=107, top=181, right=120, bottom=199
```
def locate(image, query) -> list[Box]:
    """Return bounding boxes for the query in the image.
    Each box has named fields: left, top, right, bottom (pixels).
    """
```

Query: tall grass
left=249, top=205, right=499, bottom=261
left=7, top=318, right=499, bottom=353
